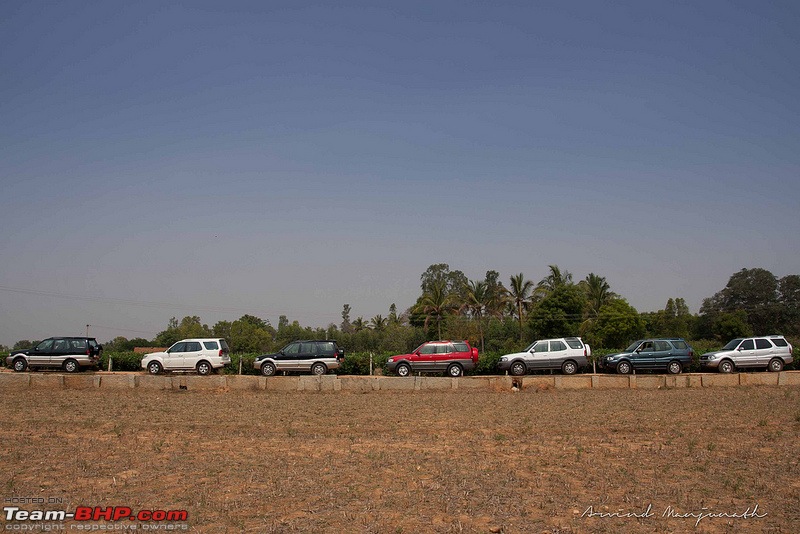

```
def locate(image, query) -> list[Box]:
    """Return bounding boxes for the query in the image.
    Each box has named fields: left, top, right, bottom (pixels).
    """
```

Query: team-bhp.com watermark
left=3, top=501, right=188, bottom=531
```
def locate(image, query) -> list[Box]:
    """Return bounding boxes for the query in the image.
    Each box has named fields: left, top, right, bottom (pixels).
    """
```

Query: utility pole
left=86, top=324, right=90, bottom=337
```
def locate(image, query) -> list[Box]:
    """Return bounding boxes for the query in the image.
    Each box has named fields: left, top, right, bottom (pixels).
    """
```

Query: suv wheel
left=196, top=361, right=213, bottom=376
left=147, top=361, right=162, bottom=375
left=396, top=362, right=411, bottom=377
left=768, top=358, right=784, bottom=372
left=509, top=361, right=526, bottom=376
left=12, top=358, right=27, bottom=372
left=447, top=363, right=463, bottom=377
left=718, top=360, right=734, bottom=374
left=311, top=362, right=327, bottom=376
left=667, top=361, right=682, bottom=375
left=616, top=361, right=632, bottom=375
left=261, top=362, right=276, bottom=376
left=63, top=359, right=79, bottom=373
left=561, top=360, right=577, bottom=375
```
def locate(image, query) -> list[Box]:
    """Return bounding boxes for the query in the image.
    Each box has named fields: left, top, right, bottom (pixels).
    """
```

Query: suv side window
left=203, top=341, right=219, bottom=350
left=755, top=339, right=772, bottom=349
left=771, top=338, right=788, bottom=347
left=169, top=342, right=187, bottom=353
left=740, top=339, right=755, bottom=350
left=52, top=339, right=68, bottom=352
left=300, top=342, right=316, bottom=354
left=185, top=342, right=202, bottom=352
left=436, top=344, right=453, bottom=354
left=70, top=339, right=87, bottom=350
left=565, top=338, right=583, bottom=349
left=318, top=342, right=336, bottom=355
left=532, top=341, right=549, bottom=352
left=453, top=342, right=469, bottom=352
left=550, top=340, right=567, bottom=351
left=36, top=340, right=55, bottom=352
left=640, top=341, right=654, bottom=351
left=654, top=341, right=671, bottom=351
left=419, top=344, right=436, bottom=355
left=671, top=340, right=688, bottom=350
left=283, top=343, right=300, bottom=355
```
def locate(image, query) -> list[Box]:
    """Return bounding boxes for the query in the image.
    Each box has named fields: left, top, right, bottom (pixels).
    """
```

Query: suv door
left=735, top=339, right=758, bottom=367
left=29, top=339, right=55, bottom=367
left=652, top=340, right=673, bottom=370
left=548, top=340, right=568, bottom=368
left=528, top=341, right=550, bottom=370
left=164, top=342, right=188, bottom=370
left=277, top=342, right=302, bottom=370
left=753, top=338, right=775, bottom=367
left=414, top=343, right=437, bottom=371
left=298, top=342, right=317, bottom=371
left=431, top=343, right=455, bottom=371
left=183, top=341, right=203, bottom=369
left=632, top=341, right=656, bottom=370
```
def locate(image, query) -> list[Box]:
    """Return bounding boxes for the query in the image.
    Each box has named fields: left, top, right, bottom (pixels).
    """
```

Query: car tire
left=667, top=361, right=682, bottom=374
left=12, top=358, right=27, bottom=372
left=396, top=362, right=411, bottom=377
left=196, top=361, right=212, bottom=376
left=311, top=362, right=327, bottom=376
left=261, top=362, right=276, bottom=376
left=718, top=359, right=734, bottom=374
left=616, top=361, right=632, bottom=375
left=147, top=361, right=162, bottom=375
left=768, top=358, right=784, bottom=372
left=509, top=361, right=526, bottom=376
left=561, top=360, right=578, bottom=375
left=447, top=363, right=463, bottom=377
left=63, top=359, right=79, bottom=373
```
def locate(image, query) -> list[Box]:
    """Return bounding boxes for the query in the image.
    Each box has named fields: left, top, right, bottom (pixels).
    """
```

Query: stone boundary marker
left=1, top=371, right=799, bottom=392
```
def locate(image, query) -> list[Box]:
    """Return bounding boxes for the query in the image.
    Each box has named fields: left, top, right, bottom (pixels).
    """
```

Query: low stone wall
left=1, top=371, right=799, bottom=392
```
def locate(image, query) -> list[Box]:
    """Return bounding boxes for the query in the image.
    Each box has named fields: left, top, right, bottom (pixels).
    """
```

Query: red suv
left=386, top=340, right=479, bottom=377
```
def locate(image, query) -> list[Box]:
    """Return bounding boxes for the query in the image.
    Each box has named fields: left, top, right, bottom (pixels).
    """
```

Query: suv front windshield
left=722, top=338, right=743, bottom=350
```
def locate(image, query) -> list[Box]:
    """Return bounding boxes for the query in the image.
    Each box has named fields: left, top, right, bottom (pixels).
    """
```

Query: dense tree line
left=10, top=266, right=799, bottom=358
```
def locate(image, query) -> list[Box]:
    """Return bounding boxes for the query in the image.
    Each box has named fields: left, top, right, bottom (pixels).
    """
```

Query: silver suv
left=141, top=338, right=231, bottom=375
left=497, top=337, right=590, bottom=375
left=700, top=335, right=793, bottom=373
left=254, top=340, right=344, bottom=376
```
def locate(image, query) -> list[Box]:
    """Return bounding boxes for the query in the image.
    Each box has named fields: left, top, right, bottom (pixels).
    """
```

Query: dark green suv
left=601, top=338, right=694, bottom=374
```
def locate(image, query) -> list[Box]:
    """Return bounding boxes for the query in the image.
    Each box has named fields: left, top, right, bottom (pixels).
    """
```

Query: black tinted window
left=283, top=343, right=300, bottom=355
left=671, top=340, right=688, bottom=349
left=565, top=338, right=583, bottom=349
left=219, top=339, right=230, bottom=351
left=436, top=344, right=453, bottom=354
left=419, top=344, right=436, bottom=355
left=771, top=338, right=788, bottom=347
left=551, top=340, right=566, bottom=351
left=755, top=339, right=772, bottom=350
left=70, top=339, right=87, bottom=350
left=36, top=340, right=55, bottom=352
left=186, top=342, right=202, bottom=352
left=170, top=342, right=187, bottom=352
left=453, top=342, right=469, bottom=352
left=203, top=341, right=219, bottom=350
left=654, top=341, right=671, bottom=351
left=740, top=339, right=755, bottom=350
left=317, top=342, right=336, bottom=355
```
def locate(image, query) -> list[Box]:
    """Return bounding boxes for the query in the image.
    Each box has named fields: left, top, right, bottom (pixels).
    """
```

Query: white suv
left=141, top=338, right=231, bottom=375
left=700, top=335, right=793, bottom=373
left=498, top=337, right=590, bottom=375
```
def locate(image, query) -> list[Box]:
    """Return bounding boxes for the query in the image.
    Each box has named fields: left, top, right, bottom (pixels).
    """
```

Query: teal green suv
left=601, top=338, right=694, bottom=375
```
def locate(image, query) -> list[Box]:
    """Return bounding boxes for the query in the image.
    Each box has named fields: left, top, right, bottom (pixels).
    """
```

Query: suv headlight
left=499, top=356, right=508, bottom=362
left=706, top=354, right=717, bottom=360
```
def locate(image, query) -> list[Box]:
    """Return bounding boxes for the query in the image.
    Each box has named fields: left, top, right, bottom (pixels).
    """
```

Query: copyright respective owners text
left=3, top=497, right=189, bottom=531
left=580, top=502, right=767, bottom=527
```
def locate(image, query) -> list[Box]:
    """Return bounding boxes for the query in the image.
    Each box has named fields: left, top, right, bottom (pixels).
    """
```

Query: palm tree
left=370, top=314, right=388, bottom=331
left=352, top=317, right=366, bottom=332
left=509, top=273, right=534, bottom=341
left=461, top=280, right=490, bottom=353
left=535, top=265, right=573, bottom=299
left=581, top=273, right=615, bottom=316
left=417, top=279, right=455, bottom=339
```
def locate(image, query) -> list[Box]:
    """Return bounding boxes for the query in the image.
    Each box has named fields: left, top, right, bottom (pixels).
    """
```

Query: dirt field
left=1, top=386, right=799, bottom=533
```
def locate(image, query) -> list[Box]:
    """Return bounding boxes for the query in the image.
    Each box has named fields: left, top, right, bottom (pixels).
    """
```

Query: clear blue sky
left=1, top=0, right=799, bottom=346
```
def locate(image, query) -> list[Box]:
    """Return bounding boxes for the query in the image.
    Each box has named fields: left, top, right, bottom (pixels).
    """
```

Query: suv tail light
left=584, top=347, right=587, bottom=357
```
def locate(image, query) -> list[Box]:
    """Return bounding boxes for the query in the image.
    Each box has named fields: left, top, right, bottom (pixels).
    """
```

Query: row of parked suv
left=5, top=335, right=794, bottom=376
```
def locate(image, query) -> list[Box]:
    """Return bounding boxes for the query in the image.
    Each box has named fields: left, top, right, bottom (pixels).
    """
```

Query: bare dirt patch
left=1, top=386, right=799, bottom=532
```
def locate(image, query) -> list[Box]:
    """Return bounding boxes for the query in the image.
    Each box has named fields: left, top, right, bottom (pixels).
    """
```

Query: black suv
left=6, top=337, right=103, bottom=372
left=254, top=340, right=345, bottom=376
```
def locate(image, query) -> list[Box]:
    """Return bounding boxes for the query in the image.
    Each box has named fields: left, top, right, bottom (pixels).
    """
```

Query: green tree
left=778, top=275, right=800, bottom=335
left=461, top=280, right=490, bottom=353
left=588, top=299, right=645, bottom=349
left=535, top=265, right=573, bottom=300
left=370, top=315, right=388, bottom=331
left=700, top=268, right=780, bottom=334
left=341, top=304, right=353, bottom=333
left=528, top=284, right=586, bottom=339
